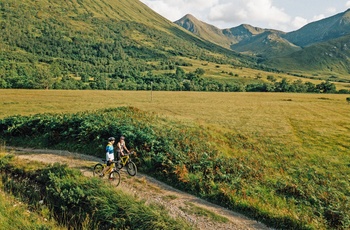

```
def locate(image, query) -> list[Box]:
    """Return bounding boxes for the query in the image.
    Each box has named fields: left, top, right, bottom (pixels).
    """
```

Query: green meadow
left=1, top=89, right=349, bottom=229
left=1, top=89, right=349, bottom=153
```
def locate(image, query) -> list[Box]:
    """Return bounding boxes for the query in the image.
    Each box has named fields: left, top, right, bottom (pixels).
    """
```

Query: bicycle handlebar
left=101, top=151, right=135, bottom=162
left=121, top=151, right=134, bottom=156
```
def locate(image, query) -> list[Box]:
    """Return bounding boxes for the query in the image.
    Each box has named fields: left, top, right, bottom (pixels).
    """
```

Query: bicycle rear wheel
left=126, top=161, right=137, bottom=176
left=93, top=163, right=104, bottom=177
left=108, top=170, right=121, bottom=187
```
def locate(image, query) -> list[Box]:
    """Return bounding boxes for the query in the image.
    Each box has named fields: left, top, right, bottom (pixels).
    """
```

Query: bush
left=0, top=156, right=191, bottom=230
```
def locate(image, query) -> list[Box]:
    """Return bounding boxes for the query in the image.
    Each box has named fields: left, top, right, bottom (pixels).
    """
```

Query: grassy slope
left=0, top=153, right=64, bottom=230
left=0, top=152, right=192, bottom=230
left=174, top=14, right=234, bottom=49
left=3, top=0, right=349, bottom=89
left=265, top=35, right=350, bottom=80
left=175, top=9, right=350, bottom=78
left=0, top=0, right=246, bottom=63
left=0, top=193, right=64, bottom=230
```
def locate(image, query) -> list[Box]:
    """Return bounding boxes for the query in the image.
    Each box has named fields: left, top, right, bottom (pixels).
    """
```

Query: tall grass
left=0, top=190, right=64, bottom=230
left=1, top=90, right=349, bottom=229
left=0, top=152, right=64, bottom=230
left=0, top=153, right=192, bottom=230
left=1, top=105, right=349, bottom=229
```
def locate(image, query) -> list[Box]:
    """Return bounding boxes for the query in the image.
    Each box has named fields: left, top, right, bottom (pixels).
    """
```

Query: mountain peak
left=284, top=8, right=350, bottom=46
left=174, top=14, right=233, bottom=48
left=184, top=14, right=195, bottom=19
left=178, top=14, right=198, bottom=22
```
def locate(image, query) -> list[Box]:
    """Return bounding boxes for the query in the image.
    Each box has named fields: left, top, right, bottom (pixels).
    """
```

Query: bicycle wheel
left=93, top=163, right=104, bottom=177
left=126, top=161, right=137, bottom=176
left=108, top=170, right=121, bottom=187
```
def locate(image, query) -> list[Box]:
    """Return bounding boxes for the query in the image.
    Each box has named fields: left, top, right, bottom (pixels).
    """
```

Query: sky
left=139, top=0, right=350, bottom=32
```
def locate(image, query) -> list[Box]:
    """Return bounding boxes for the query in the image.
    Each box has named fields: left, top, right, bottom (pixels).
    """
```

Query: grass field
left=2, top=89, right=349, bottom=180
left=1, top=89, right=349, bottom=152
left=1, top=89, right=350, bottom=229
left=158, top=57, right=350, bottom=90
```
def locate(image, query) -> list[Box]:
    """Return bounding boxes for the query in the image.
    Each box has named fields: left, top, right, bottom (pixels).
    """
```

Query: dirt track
left=5, top=146, right=271, bottom=230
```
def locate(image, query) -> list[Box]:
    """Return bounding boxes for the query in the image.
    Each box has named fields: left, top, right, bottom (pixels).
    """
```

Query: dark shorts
left=107, top=161, right=113, bottom=166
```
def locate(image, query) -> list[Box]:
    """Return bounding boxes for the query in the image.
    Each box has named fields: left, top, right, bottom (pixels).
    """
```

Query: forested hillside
left=0, top=0, right=253, bottom=90
left=1, top=0, right=349, bottom=93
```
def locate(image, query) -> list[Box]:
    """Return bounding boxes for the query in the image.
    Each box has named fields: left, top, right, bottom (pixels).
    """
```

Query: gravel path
left=5, top=146, right=271, bottom=230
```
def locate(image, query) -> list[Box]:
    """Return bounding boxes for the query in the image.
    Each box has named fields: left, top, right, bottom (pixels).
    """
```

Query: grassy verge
left=0, top=183, right=63, bottom=230
left=0, top=153, right=192, bottom=230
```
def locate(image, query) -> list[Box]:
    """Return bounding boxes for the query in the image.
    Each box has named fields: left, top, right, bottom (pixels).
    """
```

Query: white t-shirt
left=106, top=143, right=114, bottom=161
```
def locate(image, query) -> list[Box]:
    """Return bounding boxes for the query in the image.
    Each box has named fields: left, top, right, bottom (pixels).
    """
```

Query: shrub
left=0, top=156, right=191, bottom=230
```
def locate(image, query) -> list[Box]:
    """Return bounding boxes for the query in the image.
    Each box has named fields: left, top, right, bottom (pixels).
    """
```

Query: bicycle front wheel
left=126, top=161, right=137, bottom=176
left=108, top=170, right=121, bottom=187
left=93, top=163, right=104, bottom=177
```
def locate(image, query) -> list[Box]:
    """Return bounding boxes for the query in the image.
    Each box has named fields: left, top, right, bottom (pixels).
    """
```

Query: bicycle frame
left=102, top=160, right=116, bottom=173
left=116, top=152, right=137, bottom=176
left=119, top=154, right=130, bottom=166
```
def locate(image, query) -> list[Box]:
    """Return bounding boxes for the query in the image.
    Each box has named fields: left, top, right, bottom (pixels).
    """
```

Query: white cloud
left=142, top=0, right=291, bottom=30
left=208, top=0, right=290, bottom=29
left=141, top=0, right=218, bottom=21
left=291, top=16, right=308, bottom=30
left=141, top=0, right=348, bottom=32
left=312, top=14, right=326, bottom=22
left=326, top=7, right=337, bottom=14
left=140, top=0, right=183, bottom=21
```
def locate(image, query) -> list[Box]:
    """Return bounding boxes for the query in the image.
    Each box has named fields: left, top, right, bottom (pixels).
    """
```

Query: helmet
left=108, top=137, right=115, bottom=141
left=120, top=136, right=125, bottom=140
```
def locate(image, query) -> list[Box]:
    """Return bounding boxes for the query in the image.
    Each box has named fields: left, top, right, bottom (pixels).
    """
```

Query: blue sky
left=140, top=0, right=350, bottom=32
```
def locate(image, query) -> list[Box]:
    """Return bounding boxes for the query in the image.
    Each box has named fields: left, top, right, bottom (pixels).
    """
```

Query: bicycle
left=117, top=151, right=137, bottom=176
left=93, top=160, right=121, bottom=187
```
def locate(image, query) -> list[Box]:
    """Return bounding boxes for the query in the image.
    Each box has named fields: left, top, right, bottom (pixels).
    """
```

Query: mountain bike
left=117, top=151, right=137, bottom=176
left=93, top=160, right=121, bottom=187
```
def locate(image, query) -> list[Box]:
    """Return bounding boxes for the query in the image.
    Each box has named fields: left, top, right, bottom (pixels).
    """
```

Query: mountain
left=223, top=24, right=279, bottom=42
left=230, top=31, right=301, bottom=57
left=266, top=34, right=350, bottom=75
left=174, top=16, right=300, bottom=58
left=0, top=0, right=253, bottom=89
left=174, top=14, right=235, bottom=49
left=175, top=10, right=350, bottom=76
left=283, top=9, right=350, bottom=47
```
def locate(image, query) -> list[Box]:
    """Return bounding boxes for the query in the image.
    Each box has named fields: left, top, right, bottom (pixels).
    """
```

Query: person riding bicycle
left=117, top=135, right=130, bottom=165
left=100, top=137, right=115, bottom=176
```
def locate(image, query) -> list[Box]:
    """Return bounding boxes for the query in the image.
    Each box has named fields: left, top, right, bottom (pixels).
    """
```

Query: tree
left=34, top=66, right=53, bottom=89
left=175, top=67, right=185, bottom=80
left=49, top=61, right=62, bottom=78
left=317, top=81, right=336, bottom=93
left=80, top=73, right=90, bottom=83
left=274, top=78, right=290, bottom=92
left=267, top=75, right=276, bottom=82
left=194, top=68, right=205, bottom=76
left=305, top=82, right=318, bottom=93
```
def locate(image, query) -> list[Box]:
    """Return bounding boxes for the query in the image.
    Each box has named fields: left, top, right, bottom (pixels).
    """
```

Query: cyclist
left=100, top=137, right=115, bottom=176
left=117, top=135, right=130, bottom=165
